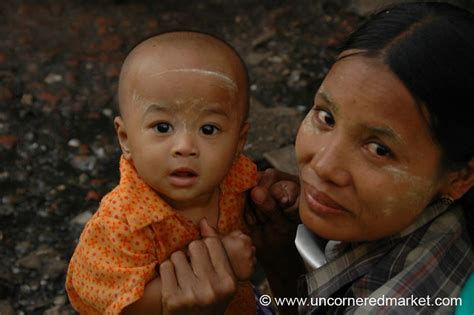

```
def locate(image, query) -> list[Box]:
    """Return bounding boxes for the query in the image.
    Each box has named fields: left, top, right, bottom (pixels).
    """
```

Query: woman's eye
left=367, top=142, right=392, bottom=157
left=155, top=123, right=173, bottom=133
left=201, top=124, right=219, bottom=135
left=315, top=109, right=335, bottom=126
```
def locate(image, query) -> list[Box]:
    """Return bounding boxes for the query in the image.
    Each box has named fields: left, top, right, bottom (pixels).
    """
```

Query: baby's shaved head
left=118, top=31, right=249, bottom=121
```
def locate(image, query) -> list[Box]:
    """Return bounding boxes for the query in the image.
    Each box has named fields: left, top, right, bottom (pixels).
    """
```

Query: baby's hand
left=221, top=230, right=256, bottom=281
left=200, top=219, right=256, bottom=281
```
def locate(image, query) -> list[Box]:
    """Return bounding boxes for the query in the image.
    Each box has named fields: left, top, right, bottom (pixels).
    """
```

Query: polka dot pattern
left=66, top=155, right=257, bottom=314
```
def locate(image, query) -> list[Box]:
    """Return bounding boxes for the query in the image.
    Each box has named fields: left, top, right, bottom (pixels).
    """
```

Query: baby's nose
left=172, top=132, right=198, bottom=157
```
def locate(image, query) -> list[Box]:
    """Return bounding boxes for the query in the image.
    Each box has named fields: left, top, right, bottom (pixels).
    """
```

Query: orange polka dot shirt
left=66, top=155, right=257, bottom=314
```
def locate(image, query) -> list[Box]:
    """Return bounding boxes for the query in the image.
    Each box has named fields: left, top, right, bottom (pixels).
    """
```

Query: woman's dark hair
left=339, top=2, right=474, bottom=236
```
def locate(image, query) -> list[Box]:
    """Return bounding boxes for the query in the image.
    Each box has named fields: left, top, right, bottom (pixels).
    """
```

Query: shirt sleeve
left=66, top=215, right=158, bottom=314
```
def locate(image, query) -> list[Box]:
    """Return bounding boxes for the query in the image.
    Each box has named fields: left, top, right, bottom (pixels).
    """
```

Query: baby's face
left=117, top=66, right=248, bottom=208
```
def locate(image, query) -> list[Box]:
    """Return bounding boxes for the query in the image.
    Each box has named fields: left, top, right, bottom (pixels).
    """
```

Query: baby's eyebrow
left=201, top=106, right=230, bottom=119
left=142, top=104, right=168, bottom=118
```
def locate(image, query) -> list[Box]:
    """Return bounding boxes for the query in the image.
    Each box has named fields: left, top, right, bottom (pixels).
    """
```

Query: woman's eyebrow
left=365, top=125, right=404, bottom=144
left=317, top=91, right=339, bottom=114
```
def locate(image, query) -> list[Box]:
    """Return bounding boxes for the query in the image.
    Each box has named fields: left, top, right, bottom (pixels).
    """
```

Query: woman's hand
left=246, top=168, right=300, bottom=268
left=160, top=220, right=237, bottom=315
left=201, top=219, right=256, bottom=281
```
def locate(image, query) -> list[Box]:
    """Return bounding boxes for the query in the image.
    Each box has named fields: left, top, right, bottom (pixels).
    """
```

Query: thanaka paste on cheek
left=381, top=165, right=438, bottom=215
left=300, top=111, right=322, bottom=135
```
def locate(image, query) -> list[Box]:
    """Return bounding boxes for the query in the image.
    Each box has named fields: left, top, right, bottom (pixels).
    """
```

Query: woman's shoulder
left=369, top=206, right=472, bottom=298
left=346, top=207, right=473, bottom=313
left=393, top=205, right=473, bottom=270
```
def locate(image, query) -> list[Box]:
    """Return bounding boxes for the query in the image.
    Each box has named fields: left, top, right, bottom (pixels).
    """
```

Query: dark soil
left=0, top=1, right=361, bottom=313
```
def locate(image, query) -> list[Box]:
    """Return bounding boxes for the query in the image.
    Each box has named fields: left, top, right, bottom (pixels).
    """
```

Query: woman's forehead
left=320, top=56, right=415, bottom=113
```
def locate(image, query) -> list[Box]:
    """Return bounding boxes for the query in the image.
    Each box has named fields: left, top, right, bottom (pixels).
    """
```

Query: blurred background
left=0, top=0, right=472, bottom=314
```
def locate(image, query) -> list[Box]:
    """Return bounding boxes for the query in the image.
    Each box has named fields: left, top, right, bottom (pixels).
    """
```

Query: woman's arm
left=247, top=169, right=307, bottom=315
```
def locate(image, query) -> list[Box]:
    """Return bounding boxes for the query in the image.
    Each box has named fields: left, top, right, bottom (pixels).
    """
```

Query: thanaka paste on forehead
left=136, top=96, right=232, bottom=132
left=149, top=68, right=238, bottom=91
left=133, top=93, right=232, bottom=114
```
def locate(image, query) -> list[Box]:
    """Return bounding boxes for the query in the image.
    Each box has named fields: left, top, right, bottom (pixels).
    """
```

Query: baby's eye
left=367, top=142, right=392, bottom=158
left=315, top=108, right=335, bottom=126
left=201, top=124, right=219, bottom=135
left=154, top=123, right=173, bottom=133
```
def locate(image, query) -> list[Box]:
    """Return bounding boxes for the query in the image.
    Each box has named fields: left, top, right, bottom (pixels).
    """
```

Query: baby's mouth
left=171, top=168, right=197, bottom=177
left=169, top=168, right=198, bottom=187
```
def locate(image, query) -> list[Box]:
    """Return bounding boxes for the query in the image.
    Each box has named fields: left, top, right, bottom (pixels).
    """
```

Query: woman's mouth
left=302, top=181, right=348, bottom=215
left=169, top=168, right=198, bottom=187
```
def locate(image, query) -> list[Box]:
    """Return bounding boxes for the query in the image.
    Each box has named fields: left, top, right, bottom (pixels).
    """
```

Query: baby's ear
left=114, top=116, right=132, bottom=160
left=236, top=122, right=250, bottom=155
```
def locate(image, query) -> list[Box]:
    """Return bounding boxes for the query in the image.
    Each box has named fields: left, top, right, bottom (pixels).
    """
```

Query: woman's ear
left=114, top=116, right=132, bottom=160
left=440, top=159, right=474, bottom=200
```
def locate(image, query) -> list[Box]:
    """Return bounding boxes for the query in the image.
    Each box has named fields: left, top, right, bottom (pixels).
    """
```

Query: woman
left=248, top=2, right=474, bottom=314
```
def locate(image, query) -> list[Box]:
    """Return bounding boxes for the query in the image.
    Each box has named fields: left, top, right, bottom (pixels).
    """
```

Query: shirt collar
left=120, top=155, right=256, bottom=232
left=220, top=155, right=258, bottom=193
left=301, top=199, right=453, bottom=302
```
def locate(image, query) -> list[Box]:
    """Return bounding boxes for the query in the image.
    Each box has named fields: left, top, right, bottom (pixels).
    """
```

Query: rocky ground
left=0, top=1, right=469, bottom=314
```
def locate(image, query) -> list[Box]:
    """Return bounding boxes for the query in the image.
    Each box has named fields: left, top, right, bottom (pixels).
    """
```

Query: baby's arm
left=200, top=219, right=256, bottom=281
left=222, top=231, right=256, bottom=281
left=122, top=276, right=163, bottom=314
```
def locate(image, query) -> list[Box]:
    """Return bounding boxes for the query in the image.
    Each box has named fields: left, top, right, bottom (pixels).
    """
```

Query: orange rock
left=85, top=190, right=100, bottom=201
left=0, top=135, right=17, bottom=150
left=100, top=35, right=122, bottom=52
left=0, top=52, right=7, bottom=64
left=38, top=91, right=59, bottom=106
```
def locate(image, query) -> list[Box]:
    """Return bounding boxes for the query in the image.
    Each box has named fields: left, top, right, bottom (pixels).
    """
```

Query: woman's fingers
left=247, top=168, right=301, bottom=229
left=259, top=168, right=299, bottom=190
left=161, top=239, right=237, bottom=315
left=251, top=169, right=300, bottom=213
left=160, top=259, right=182, bottom=314
left=169, top=251, right=195, bottom=290
left=188, top=240, right=214, bottom=279
left=189, top=237, right=236, bottom=310
left=160, top=260, right=178, bottom=294
left=269, top=179, right=299, bottom=206
left=250, top=186, right=277, bottom=214
left=203, top=237, right=234, bottom=280
left=246, top=188, right=272, bottom=228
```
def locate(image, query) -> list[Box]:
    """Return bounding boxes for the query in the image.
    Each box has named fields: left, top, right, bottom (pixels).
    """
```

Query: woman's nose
left=172, top=131, right=198, bottom=157
left=311, top=141, right=352, bottom=187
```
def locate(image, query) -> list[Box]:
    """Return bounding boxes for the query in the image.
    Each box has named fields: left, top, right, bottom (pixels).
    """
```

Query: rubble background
left=1, top=1, right=472, bottom=313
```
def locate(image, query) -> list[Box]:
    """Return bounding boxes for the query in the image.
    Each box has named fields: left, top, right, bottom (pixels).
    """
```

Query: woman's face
left=295, top=55, right=448, bottom=241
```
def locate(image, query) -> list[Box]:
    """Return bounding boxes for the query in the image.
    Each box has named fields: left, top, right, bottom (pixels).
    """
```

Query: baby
left=66, top=31, right=257, bottom=314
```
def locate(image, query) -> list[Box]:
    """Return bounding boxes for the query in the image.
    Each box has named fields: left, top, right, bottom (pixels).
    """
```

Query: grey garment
left=299, top=202, right=474, bottom=315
